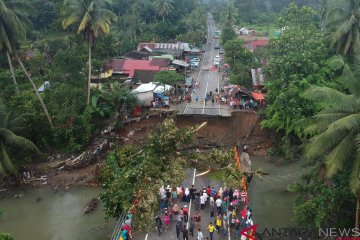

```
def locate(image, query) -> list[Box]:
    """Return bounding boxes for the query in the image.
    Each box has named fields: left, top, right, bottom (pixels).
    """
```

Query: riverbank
left=0, top=111, right=271, bottom=198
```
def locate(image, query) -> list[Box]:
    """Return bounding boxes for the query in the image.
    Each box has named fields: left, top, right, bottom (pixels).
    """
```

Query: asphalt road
left=133, top=169, right=231, bottom=240
left=183, top=14, right=230, bottom=117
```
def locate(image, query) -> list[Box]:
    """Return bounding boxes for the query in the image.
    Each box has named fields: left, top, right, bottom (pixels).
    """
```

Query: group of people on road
left=229, top=98, right=259, bottom=111
left=156, top=184, right=255, bottom=240
left=194, top=88, right=221, bottom=107
left=118, top=213, right=133, bottom=240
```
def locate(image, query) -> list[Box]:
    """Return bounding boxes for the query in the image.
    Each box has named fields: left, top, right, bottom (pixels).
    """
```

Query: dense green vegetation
left=100, top=118, right=196, bottom=230
left=214, top=0, right=360, bottom=230
left=2, top=0, right=360, bottom=234
left=0, top=0, right=207, bottom=162
left=223, top=39, right=256, bottom=88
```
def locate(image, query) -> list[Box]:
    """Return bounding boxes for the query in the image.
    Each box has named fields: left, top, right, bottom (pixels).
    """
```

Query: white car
left=191, top=61, right=199, bottom=68
left=191, top=57, right=200, bottom=62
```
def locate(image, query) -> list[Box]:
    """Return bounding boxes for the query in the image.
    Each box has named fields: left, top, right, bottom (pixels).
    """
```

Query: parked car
left=219, top=49, right=224, bottom=54
left=191, top=57, right=200, bottom=62
left=214, top=45, right=220, bottom=49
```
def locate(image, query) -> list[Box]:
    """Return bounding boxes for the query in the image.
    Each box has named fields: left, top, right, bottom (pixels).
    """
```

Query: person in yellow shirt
left=208, top=222, right=215, bottom=240
left=215, top=215, right=222, bottom=234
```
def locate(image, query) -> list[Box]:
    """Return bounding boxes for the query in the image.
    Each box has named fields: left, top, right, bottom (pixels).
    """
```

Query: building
left=123, top=50, right=157, bottom=60
left=103, top=58, right=170, bottom=78
left=136, top=42, right=191, bottom=57
left=243, top=39, right=269, bottom=52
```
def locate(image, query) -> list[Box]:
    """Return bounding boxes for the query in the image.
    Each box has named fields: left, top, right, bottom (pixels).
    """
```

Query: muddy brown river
left=0, top=188, right=114, bottom=240
left=0, top=157, right=304, bottom=239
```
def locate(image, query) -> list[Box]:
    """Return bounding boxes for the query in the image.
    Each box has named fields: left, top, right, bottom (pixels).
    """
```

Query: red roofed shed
left=244, top=39, right=269, bottom=52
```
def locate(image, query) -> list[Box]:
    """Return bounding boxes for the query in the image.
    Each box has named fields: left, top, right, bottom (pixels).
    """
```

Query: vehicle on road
left=190, top=61, right=199, bottom=68
left=191, top=57, right=200, bottom=62
left=214, top=55, right=220, bottom=66
left=213, top=35, right=219, bottom=39
left=219, top=49, right=224, bottom=54
left=185, top=77, right=193, bottom=88
left=214, top=45, right=219, bottom=49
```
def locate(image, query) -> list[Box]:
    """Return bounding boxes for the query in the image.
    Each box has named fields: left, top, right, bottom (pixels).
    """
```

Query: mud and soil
left=1, top=111, right=270, bottom=194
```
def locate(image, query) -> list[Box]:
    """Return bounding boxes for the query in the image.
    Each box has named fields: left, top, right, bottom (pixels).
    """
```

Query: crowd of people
left=155, top=185, right=255, bottom=240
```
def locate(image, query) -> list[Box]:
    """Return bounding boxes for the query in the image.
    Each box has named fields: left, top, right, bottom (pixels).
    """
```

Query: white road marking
left=202, top=81, right=209, bottom=115
left=218, top=72, right=221, bottom=116
left=183, top=103, right=188, bottom=115
left=187, top=160, right=197, bottom=230
left=144, top=233, right=148, bottom=240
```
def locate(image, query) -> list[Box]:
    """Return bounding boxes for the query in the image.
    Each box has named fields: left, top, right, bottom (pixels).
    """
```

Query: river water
left=0, top=187, right=114, bottom=240
left=248, top=157, right=305, bottom=230
left=0, top=157, right=304, bottom=240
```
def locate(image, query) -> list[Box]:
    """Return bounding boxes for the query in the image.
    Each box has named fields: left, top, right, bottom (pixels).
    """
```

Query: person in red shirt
left=122, top=224, right=133, bottom=239
left=182, top=206, right=189, bottom=222
left=241, top=206, right=247, bottom=220
left=206, top=186, right=211, bottom=196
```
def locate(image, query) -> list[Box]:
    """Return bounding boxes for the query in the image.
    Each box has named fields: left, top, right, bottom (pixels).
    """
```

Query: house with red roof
left=102, top=58, right=170, bottom=79
left=243, top=39, right=269, bottom=52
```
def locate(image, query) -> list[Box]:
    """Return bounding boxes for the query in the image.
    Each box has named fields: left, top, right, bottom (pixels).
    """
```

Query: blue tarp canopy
left=154, top=93, right=169, bottom=100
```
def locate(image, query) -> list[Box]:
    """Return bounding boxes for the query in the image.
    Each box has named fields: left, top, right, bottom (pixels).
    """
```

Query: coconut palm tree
left=325, top=0, right=360, bottom=55
left=62, top=0, right=117, bottom=106
left=0, top=0, right=53, bottom=127
left=0, top=101, right=39, bottom=176
left=154, top=0, right=174, bottom=21
left=303, top=55, right=360, bottom=227
left=0, top=0, right=32, bottom=93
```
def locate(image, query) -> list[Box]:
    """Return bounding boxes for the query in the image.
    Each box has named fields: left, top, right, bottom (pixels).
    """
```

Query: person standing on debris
left=241, top=146, right=252, bottom=172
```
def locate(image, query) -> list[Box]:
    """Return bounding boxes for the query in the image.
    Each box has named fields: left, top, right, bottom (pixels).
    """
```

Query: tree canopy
left=100, top=117, right=196, bottom=231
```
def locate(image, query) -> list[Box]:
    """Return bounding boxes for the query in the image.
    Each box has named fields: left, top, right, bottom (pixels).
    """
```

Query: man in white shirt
left=197, top=228, right=203, bottom=240
left=215, top=198, right=222, bottom=215
left=202, top=191, right=208, bottom=206
left=200, top=195, right=206, bottom=210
